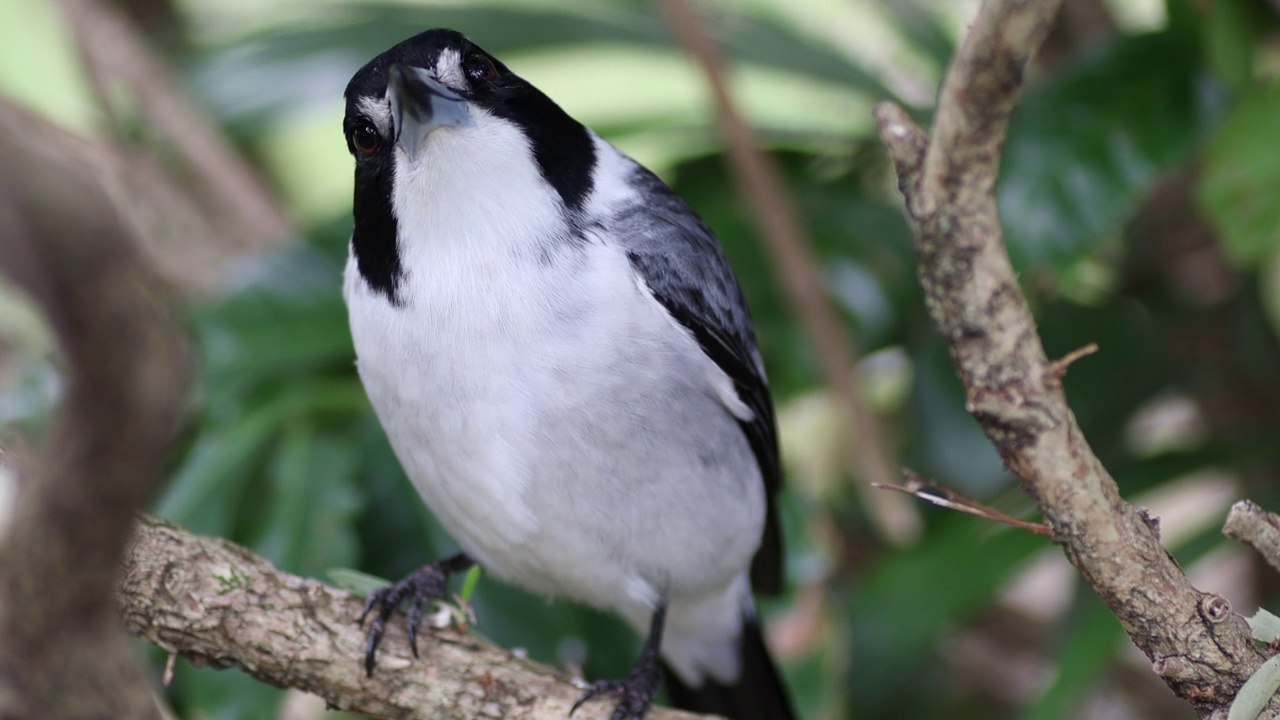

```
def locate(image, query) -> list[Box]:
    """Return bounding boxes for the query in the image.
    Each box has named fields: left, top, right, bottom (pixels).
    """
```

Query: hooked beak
left=387, top=64, right=471, bottom=157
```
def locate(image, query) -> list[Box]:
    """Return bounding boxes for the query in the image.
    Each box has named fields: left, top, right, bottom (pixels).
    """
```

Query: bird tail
left=662, top=613, right=797, bottom=720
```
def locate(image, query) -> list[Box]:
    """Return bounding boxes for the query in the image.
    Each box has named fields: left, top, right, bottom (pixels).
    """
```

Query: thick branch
left=0, top=99, right=186, bottom=719
left=121, top=515, right=712, bottom=720
left=1224, top=500, right=1280, bottom=576
left=875, top=0, right=1267, bottom=716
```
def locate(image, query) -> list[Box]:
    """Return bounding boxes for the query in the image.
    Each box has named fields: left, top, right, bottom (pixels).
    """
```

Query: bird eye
left=464, top=52, right=497, bottom=84
left=352, top=123, right=381, bottom=157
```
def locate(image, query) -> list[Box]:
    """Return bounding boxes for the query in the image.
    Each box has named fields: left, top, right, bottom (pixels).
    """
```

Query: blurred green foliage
left=8, top=0, right=1280, bottom=718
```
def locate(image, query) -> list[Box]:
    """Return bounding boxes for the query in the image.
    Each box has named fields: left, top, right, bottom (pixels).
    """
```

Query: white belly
left=343, top=237, right=764, bottom=614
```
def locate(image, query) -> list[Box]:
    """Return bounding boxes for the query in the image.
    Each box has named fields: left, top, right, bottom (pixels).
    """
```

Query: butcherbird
left=342, top=29, right=796, bottom=720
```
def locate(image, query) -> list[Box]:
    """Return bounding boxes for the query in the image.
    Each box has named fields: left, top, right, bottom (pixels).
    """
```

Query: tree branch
left=57, top=0, right=293, bottom=253
left=121, top=515, right=714, bottom=720
left=1224, top=500, right=1280, bottom=576
left=0, top=98, right=186, bottom=719
left=874, top=0, right=1270, bottom=715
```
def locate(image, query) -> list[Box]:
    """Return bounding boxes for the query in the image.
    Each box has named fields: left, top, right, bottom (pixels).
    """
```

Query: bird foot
left=570, top=656, right=661, bottom=720
left=359, top=554, right=471, bottom=676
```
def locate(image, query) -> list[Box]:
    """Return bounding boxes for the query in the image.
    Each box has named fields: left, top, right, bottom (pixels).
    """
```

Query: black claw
left=359, top=592, right=378, bottom=625
left=570, top=607, right=666, bottom=720
left=407, top=601, right=423, bottom=658
left=364, top=624, right=380, bottom=677
left=358, top=553, right=473, bottom=676
left=571, top=676, right=657, bottom=720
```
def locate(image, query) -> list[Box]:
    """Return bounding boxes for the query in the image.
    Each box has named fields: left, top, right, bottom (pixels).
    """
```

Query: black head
left=343, top=29, right=597, bottom=303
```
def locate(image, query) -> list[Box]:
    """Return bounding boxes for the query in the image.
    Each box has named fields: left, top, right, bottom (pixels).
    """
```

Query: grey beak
left=387, top=64, right=471, bottom=157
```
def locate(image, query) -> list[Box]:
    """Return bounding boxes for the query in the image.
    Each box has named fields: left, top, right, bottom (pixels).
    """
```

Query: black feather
left=662, top=613, right=797, bottom=720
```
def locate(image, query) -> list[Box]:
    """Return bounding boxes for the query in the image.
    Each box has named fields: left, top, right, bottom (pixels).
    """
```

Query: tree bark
left=874, top=0, right=1272, bottom=716
left=1225, top=501, right=1280, bottom=576
left=120, top=514, right=712, bottom=720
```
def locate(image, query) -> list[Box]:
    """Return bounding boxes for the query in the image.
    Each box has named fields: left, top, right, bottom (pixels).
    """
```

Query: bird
left=341, top=28, right=795, bottom=720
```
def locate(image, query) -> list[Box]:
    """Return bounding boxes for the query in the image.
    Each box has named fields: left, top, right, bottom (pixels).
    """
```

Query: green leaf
left=459, top=565, right=483, bottom=603
left=1000, top=31, right=1225, bottom=270
left=254, top=424, right=364, bottom=577
left=194, top=245, right=352, bottom=387
left=1229, top=652, right=1280, bottom=720
left=1201, top=83, right=1280, bottom=268
left=1246, top=608, right=1280, bottom=643
left=155, top=380, right=367, bottom=536
left=1203, top=0, right=1270, bottom=90
left=154, top=405, right=285, bottom=535
left=328, top=567, right=391, bottom=596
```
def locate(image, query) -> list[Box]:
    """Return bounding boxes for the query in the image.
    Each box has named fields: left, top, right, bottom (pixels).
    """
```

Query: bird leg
left=359, top=552, right=474, bottom=676
left=572, top=605, right=666, bottom=720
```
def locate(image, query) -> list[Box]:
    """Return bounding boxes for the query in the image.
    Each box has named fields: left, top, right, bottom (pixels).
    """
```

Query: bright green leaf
left=459, top=565, right=483, bottom=603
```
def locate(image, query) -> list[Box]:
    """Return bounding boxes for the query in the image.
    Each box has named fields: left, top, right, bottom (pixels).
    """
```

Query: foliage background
left=2, top=0, right=1279, bottom=718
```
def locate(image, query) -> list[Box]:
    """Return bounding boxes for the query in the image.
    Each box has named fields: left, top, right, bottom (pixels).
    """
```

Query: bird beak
left=387, top=64, right=471, bottom=158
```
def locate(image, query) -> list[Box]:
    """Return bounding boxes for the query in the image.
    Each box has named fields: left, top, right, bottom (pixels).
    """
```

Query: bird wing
left=613, top=165, right=784, bottom=595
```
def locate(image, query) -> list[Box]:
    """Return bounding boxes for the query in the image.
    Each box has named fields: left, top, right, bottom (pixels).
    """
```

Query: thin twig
left=875, top=0, right=1268, bottom=715
left=1045, top=342, right=1099, bottom=381
left=658, top=0, right=918, bottom=544
left=874, top=469, right=1053, bottom=537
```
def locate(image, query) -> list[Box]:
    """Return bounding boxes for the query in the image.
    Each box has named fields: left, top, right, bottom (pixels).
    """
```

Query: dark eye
left=464, top=52, right=497, bottom=84
left=352, top=123, right=381, bottom=157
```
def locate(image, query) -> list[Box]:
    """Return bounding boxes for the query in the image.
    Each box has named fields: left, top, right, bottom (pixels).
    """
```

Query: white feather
left=345, top=92, right=765, bottom=685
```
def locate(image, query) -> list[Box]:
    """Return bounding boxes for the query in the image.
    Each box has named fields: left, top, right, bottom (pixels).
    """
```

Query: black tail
left=662, top=615, right=797, bottom=720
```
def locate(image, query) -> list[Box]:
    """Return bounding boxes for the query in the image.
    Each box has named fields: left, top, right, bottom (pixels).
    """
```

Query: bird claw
left=569, top=663, right=660, bottom=720
left=359, top=563, right=451, bottom=676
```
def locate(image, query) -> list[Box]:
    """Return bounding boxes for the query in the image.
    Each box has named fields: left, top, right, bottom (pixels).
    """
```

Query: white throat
left=390, top=110, right=571, bottom=270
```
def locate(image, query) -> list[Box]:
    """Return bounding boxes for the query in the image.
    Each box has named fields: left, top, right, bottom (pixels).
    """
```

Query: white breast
left=344, top=122, right=764, bottom=619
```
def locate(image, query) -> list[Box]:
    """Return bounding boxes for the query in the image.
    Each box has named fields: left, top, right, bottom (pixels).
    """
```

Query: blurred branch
left=57, top=0, right=292, bottom=254
left=874, top=0, right=1271, bottom=716
left=121, top=515, right=713, bottom=720
left=1224, top=500, right=1280, bottom=576
left=1037, top=0, right=1115, bottom=71
left=0, top=99, right=186, bottom=719
left=0, top=104, right=251, bottom=294
left=657, top=0, right=919, bottom=545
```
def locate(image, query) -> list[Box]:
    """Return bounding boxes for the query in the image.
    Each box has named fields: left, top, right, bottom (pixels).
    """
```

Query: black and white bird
left=342, top=29, right=795, bottom=720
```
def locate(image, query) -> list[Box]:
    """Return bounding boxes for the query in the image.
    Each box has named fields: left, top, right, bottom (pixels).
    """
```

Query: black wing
left=614, top=166, right=784, bottom=595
